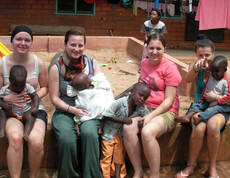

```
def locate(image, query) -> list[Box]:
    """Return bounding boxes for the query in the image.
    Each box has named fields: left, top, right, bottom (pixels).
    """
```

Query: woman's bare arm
left=143, top=85, right=177, bottom=125
left=37, top=57, right=48, bottom=99
left=49, top=65, right=90, bottom=118
left=92, top=59, right=102, bottom=76
left=186, top=62, right=199, bottom=83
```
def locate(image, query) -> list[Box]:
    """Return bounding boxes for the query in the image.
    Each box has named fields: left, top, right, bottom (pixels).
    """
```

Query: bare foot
left=193, top=116, right=203, bottom=126
left=75, top=124, right=81, bottom=137
left=0, top=130, right=5, bottom=138
left=98, top=128, right=102, bottom=134
left=175, top=116, right=190, bottom=123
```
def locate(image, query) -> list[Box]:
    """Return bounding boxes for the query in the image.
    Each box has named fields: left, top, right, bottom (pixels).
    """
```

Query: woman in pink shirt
left=123, top=34, right=182, bottom=178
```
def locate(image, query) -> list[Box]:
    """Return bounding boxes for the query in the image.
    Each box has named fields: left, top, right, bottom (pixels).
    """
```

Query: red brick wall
left=0, top=0, right=229, bottom=50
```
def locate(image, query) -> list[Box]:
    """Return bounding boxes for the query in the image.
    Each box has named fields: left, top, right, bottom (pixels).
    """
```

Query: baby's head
left=70, top=72, right=93, bottom=91
left=130, top=82, right=151, bottom=106
left=9, top=65, right=27, bottom=93
left=210, top=55, right=228, bottom=80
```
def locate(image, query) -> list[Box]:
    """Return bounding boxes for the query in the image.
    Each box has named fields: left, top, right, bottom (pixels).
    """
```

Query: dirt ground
left=35, top=49, right=193, bottom=122
left=0, top=50, right=229, bottom=177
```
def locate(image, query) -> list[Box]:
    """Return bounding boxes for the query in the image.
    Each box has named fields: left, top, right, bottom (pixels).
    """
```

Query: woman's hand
left=3, top=92, right=31, bottom=108
left=72, top=107, right=91, bottom=118
left=23, top=93, right=32, bottom=104
left=204, top=90, right=217, bottom=102
left=194, top=58, right=209, bottom=71
left=143, top=116, right=151, bottom=126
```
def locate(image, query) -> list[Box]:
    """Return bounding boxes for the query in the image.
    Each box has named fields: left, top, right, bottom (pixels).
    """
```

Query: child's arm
left=29, top=92, right=39, bottom=116
left=0, top=98, right=11, bottom=112
left=103, top=116, right=132, bottom=125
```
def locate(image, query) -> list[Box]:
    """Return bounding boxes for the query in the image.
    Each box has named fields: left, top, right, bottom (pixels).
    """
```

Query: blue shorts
left=37, top=110, right=47, bottom=126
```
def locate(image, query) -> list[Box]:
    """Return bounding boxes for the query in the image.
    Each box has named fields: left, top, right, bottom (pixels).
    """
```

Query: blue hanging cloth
left=121, top=0, right=133, bottom=8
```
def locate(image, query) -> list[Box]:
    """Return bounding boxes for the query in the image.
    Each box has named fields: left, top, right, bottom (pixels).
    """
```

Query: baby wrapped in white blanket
left=67, top=72, right=114, bottom=135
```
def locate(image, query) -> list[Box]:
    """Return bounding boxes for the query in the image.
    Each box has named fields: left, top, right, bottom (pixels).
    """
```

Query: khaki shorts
left=148, top=108, right=177, bottom=132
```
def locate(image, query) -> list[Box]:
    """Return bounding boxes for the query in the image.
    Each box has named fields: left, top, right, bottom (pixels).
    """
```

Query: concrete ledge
left=0, top=35, right=230, bottom=171
left=1, top=122, right=230, bottom=169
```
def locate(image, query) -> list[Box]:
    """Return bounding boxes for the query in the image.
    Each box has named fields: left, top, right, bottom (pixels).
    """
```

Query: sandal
left=179, top=171, right=189, bottom=177
left=175, top=163, right=196, bottom=178
left=204, top=170, right=219, bottom=178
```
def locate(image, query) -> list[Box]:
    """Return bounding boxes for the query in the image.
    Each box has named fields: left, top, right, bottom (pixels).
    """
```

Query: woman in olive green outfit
left=49, top=29, right=102, bottom=178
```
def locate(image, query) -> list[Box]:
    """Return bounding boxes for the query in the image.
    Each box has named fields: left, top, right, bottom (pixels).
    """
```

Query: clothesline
left=133, top=1, right=197, bottom=16
left=195, top=0, right=230, bottom=30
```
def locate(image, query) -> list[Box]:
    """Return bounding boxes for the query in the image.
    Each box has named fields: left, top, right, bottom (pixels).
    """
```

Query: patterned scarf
left=59, top=51, right=87, bottom=81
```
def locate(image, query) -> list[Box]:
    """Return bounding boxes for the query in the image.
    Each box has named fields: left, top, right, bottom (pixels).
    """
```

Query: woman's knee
left=8, top=133, right=23, bottom=151
left=28, top=135, right=44, bottom=153
left=141, top=126, right=156, bottom=142
left=123, top=124, right=132, bottom=137
left=57, top=131, right=77, bottom=146
left=81, top=128, right=98, bottom=141
left=193, top=123, right=206, bottom=138
left=206, top=118, right=223, bottom=137
left=123, top=119, right=139, bottom=138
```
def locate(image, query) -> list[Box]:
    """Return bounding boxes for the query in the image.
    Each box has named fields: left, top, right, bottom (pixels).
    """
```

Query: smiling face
left=12, top=32, right=32, bottom=54
left=196, top=47, right=214, bottom=67
left=147, top=39, right=166, bottom=65
left=65, top=35, right=85, bottom=61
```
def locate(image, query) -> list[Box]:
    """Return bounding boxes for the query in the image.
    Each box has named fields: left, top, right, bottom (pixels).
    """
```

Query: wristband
left=67, top=105, right=70, bottom=112
left=193, top=63, right=199, bottom=73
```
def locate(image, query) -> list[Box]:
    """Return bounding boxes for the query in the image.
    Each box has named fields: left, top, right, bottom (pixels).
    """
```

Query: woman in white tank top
left=0, top=25, right=48, bottom=178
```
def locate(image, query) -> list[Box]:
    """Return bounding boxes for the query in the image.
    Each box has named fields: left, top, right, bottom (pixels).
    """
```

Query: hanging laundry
left=195, top=0, right=230, bottom=30
left=166, top=4, right=175, bottom=16
left=133, top=0, right=138, bottom=15
left=147, top=2, right=165, bottom=16
left=135, top=0, right=148, bottom=10
left=192, top=6, right=198, bottom=13
left=147, top=2, right=155, bottom=16
left=121, top=0, right=132, bottom=8
left=158, top=3, right=166, bottom=14
left=180, top=5, right=189, bottom=13
left=189, top=0, right=192, bottom=12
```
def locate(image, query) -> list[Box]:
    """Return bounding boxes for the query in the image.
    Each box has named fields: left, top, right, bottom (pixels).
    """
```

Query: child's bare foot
left=0, top=129, right=5, bottom=138
left=23, top=133, right=29, bottom=142
left=98, top=128, right=102, bottom=134
left=193, top=116, right=203, bottom=126
left=0, top=133, right=4, bottom=138
left=76, top=131, right=80, bottom=137
left=75, top=124, right=81, bottom=137
left=175, top=116, right=190, bottom=123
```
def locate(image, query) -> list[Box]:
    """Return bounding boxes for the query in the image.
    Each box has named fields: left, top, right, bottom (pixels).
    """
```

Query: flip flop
left=205, top=170, right=219, bottom=178
left=174, top=171, right=189, bottom=177
left=180, top=171, right=189, bottom=177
